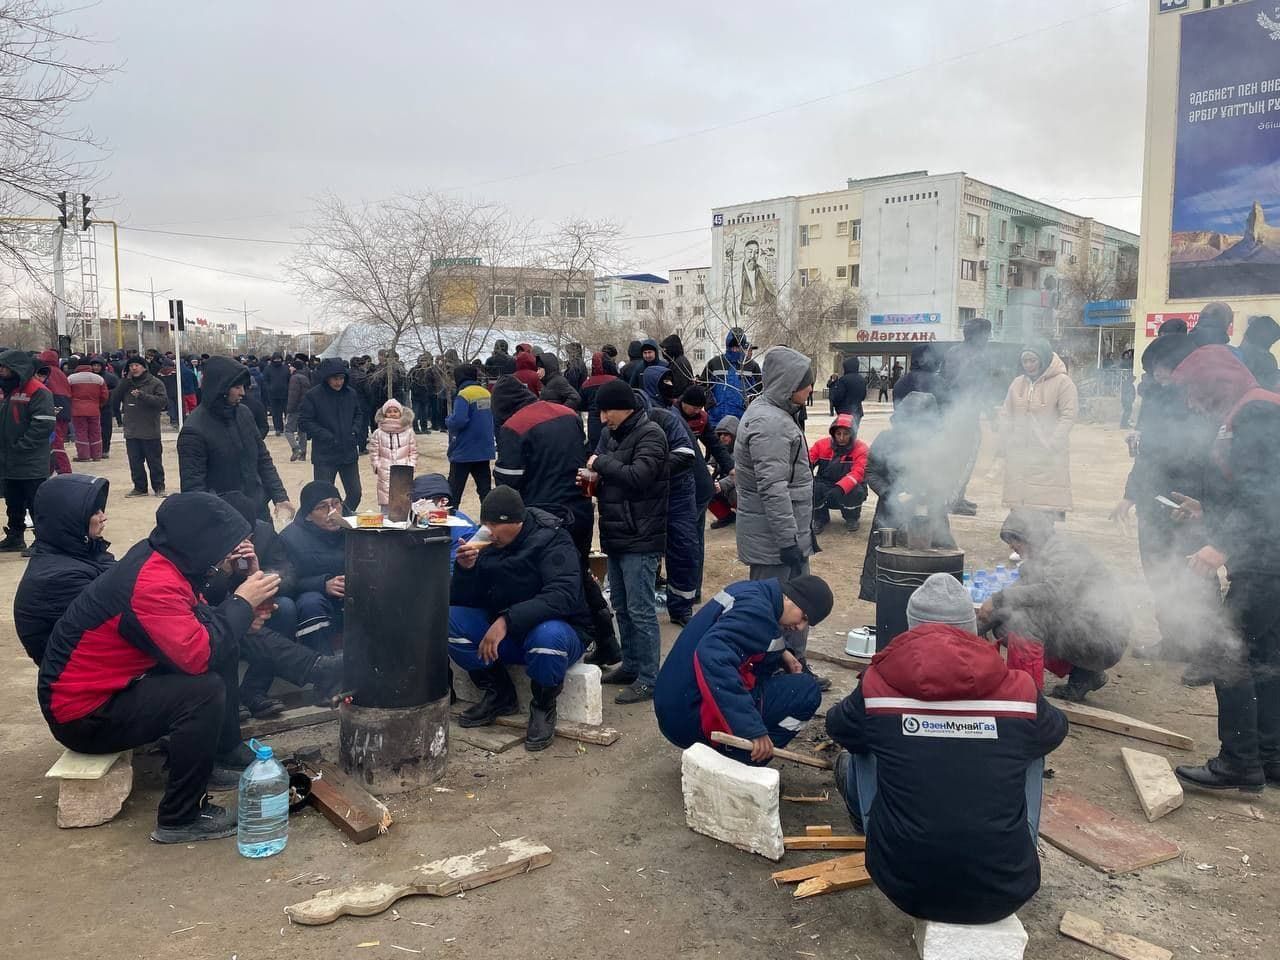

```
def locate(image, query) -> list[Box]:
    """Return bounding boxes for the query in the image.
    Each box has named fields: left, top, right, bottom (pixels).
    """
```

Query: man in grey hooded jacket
left=734, top=346, right=819, bottom=664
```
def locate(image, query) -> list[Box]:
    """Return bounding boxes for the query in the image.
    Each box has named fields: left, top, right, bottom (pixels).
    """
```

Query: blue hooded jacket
left=446, top=376, right=496, bottom=463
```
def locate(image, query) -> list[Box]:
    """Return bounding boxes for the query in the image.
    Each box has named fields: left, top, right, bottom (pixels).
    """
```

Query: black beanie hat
left=300, top=480, right=342, bottom=517
left=682, top=384, right=707, bottom=407
left=480, top=485, right=524, bottom=524
left=596, top=378, right=637, bottom=412
left=780, top=575, right=834, bottom=626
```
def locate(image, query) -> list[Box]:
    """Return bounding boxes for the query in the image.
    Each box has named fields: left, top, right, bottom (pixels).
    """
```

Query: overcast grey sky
left=66, top=0, right=1148, bottom=333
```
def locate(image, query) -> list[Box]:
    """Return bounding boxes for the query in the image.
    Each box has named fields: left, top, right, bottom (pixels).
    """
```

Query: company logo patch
left=901, top=714, right=998, bottom=739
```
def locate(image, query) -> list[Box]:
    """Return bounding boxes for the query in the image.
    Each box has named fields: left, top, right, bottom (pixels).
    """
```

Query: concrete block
left=914, top=915, right=1027, bottom=960
left=1121, top=747, right=1183, bottom=822
left=681, top=742, right=783, bottom=861
left=454, top=661, right=602, bottom=726
left=56, top=752, right=133, bottom=828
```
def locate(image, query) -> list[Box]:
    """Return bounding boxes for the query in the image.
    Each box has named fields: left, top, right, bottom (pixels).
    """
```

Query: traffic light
left=58, top=191, right=68, bottom=229
left=80, top=193, right=92, bottom=231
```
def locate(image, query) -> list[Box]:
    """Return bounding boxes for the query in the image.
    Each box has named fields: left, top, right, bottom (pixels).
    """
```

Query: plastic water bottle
left=995, top=564, right=1008, bottom=586
left=237, top=738, right=289, bottom=858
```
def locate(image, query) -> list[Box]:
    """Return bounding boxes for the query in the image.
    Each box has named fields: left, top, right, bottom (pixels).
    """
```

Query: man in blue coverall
left=653, top=574, right=833, bottom=762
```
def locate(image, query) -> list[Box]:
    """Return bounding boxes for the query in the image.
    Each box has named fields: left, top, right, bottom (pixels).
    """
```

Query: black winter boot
left=0, top=528, right=25, bottom=551
left=307, top=654, right=345, bottom=699
left=1051, top=667, right=1108, bottom=703
left=459, top=666, right=518, bottom=727
left=584, top=617, right=623, bottom=667
left=526, top=681, right=561, bottom=752
left=1175, top=756, right=1264, bottom=794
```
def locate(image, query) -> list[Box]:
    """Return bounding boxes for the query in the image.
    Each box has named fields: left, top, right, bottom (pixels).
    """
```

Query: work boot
left=801, top=660, right=831, bottom=692
left=1264, top=762, right=1280, bottom=786
left=458, top=666, right=519, bottom=728
left=0, top=529, right=25, bottom=552
left=1051, top=668, right=1108, bottom=703
left=584, top=614, right=622, bottom=667
left=1175, top=757, right=1264, bottom=795
left=709, top=514, right=736, bottom=530
left=216, top=742, right=257, bottom=771
left=243, top=695, right=285, bottom=719
left=615, top=680, right=654, bottom=705
left=844, top=518, right=860, bottom=533
left=601, top=665, right=637, bottom=685
left=124, top=488, right=148, bottom=498
left=307, top=653, right=345, bottom=699
left=526, top=681, right=561, bottom=752
left=1181, top=663, right=1215, bottom=687
left=669, top=611, right=692, bottom=627
left=950, top=499, right=978, bottom=517
left=150, top=799, right=238, bottom=844
left=833, top=750, right=864, bottom=835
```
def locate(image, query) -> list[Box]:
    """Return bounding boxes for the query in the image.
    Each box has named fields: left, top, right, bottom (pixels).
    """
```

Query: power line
left=116, top=246, right=290, bottom=285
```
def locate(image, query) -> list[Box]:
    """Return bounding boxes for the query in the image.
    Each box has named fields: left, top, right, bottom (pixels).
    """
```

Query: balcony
left=1008, top=243, right=1057, bottom=269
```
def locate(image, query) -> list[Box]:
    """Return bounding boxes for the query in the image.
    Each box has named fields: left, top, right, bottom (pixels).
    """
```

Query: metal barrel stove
left=874, top=544, right=965, bottom=650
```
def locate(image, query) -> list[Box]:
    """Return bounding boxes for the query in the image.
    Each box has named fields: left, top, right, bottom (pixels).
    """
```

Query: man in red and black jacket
left=826, top=573, right=1067, bottom=925
left=808, top=413, right=868, bottom=533
left=39, top=492, right=280, bottom=844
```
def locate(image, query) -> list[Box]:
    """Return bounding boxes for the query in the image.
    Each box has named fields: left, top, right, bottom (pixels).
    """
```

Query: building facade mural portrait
left=720, top=219, right=779, bottom=325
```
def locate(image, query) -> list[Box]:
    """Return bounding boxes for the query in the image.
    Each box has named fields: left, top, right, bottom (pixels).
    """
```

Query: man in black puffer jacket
left=14, top=475, right=115, bottom=664
left=261, top=352, right=291, bottom=435
left=537, top=353, right=581, bottom=410
left=587, top=379, right=669, bottom=705
left=892, top=343, right=946, bottom=407
left=829, top=356, right=867, bottom=423
left=298, top=357, right=363, bottom=511
left=177, top=356, right=293, bottom=521
left=660, top=334, right=696, bottom=399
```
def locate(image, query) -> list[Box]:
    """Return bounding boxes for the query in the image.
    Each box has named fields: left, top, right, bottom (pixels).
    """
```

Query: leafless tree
left=0, top=1, right=111, bottom=280
left=538, top=218, right=622, bottom=349
left=1057, top=252, right=1137, bottom=329
left=735, top=275, right=867, bottom=366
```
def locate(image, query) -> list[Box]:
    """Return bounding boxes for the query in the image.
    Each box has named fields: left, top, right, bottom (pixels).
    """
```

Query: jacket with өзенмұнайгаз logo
left=825, top=623, right=1067, bottom=926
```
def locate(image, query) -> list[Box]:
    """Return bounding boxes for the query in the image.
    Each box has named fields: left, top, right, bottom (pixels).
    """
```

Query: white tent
left=319, top=322, right=553, bottom=361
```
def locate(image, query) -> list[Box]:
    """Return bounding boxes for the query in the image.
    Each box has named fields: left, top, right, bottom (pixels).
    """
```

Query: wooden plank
left=794, top=866, right=872, bottom=898
left=285, top=837, right=553, bottom=925
left=709, top=731, right=834, bottom=769
left=1059, top=911, right=1172, bottom=960
left=805, top=648, right=870, bottom=673
left=45, top=749, right=127, bottom=780
left=771, top=853, right=866, bottom=884
left=450, top=722, right=524, bottom=754
left=782, top=792, right=829, bottom=804
left=804, top=825, right=833, bottom=837
left=1120, top=748, right=1184, bottom=822
left=783, top=835, right=866, bottom=851
left=1049, top=699, right=1193, bottom=751
left=485, top=713, right=620, bottom=746
left=1040, top=790, right=1179, bottom=874
left=308, top=761, right=391, bottom=844
left=241, top=705, right=337, bottom=740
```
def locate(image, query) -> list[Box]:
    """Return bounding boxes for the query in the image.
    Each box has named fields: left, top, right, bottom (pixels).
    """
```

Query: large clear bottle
left=237, top=738, right=289, bottom=858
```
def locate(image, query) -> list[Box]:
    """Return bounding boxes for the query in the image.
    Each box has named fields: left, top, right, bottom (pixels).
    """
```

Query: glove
left=779, top=543, right=805, bottom=576
left=825, top=487, right=846, bottom=509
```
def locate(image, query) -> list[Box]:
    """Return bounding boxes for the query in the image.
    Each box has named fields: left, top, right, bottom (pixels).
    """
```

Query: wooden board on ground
left=794, top=866, right=872, bottom=898
left=1120, top=747, right=1184, bottom=822
left=1040, top=790, right=1180, bottom=874
left=804, top=825, right=833, bottom=837
left=1049, top=699, right=1193, bottom=751
left=45, top=749, right=127, bottom=780
left=309, top=761, right=391, bottom=844
left=475, top=712, right=620, bottom=746
left=805, top=648, right=870, bottom=673
left=241, top=705, right=337, bottom=740
left=450, top=722, right=525, bottom=754
left=783, top=792, right=829, bottom=804
left=285, top=837, right=553, bottom=925
left=709, top=731, right=834, bottom=769
left=783, top=835, right=866, bottom=851
left=771, top=853, right=866, bottom=884
left=1059, top=911, right=1172, bottom=960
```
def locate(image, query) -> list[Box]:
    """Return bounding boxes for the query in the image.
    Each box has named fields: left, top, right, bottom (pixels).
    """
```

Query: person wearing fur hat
left=654, top=575, right=832, bottom=763
left=369, top=399, right=418, bottom=511
left=827, top=572, right=1068, bottom=926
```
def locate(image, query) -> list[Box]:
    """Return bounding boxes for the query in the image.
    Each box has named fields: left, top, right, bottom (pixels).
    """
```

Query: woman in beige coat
left=1000, top=339, right=1078, bottom=516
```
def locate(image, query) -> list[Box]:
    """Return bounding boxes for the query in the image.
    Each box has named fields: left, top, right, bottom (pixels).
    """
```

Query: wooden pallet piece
left=804, top=824, right=833, bottom=837
left=479, top=712, right=620, bottom=746
left=450, top=722, right=525, bottom=754
left=1120, top=748, right=1183, bottom=822
left=241, top=705, right=337, bottom=740
left=308, top=761, right=391, bottom=844
left=783, top=835, right=866, bottom=851
left=285, top=837, right=554, bottom=925
left=45, top=749, right=127, bottom=780
left=794, top=866, right=872, bottom=898
left=709, top=731, right=833, bottom=769
left=1049, top=699, right=1193, bottom=751
left=782, top=792, right=829, bottom=804
left=805, top=648, right=870, bottom=673
left=1040, top=790, right=1180, bottom=874
left=1059, top=911, right=1172, bottom=960
left=770, top=853, right=866, bottom=884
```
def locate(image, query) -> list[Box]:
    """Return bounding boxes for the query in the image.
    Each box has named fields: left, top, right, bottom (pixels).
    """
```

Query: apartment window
left=1106, top=250, right=1116, bottom=267
left=836, top=265, right=848, bottom=279
left=959, top=307, right=977, bottom=325
left=1016, top=225, right=1027, bottom=244
left=809, top=223, right=822, bottom=240
left=999, top=219, right=1007, bottom=241
left=693, top=349, right=706, bottom=363
left=798, top=269, right=810, bottom=288
left=524, top=289, right=550, bottom=316
left=967, top=213, right=982, bottom=238
left=995, top=308, right=1005, bottom=332
left=1061, top=239, right=1074, bottom=257
left=1008, top=266, right=1022, bottom=286
left=617, top=298, right=632, bottom=311
left=656, top=298, right=664, bottom=310
left=674, top=284, right=684, bottom=297
left=635, top=298, right=650, bottom=311
left=675, top=306, right=684, bottom=319
left=492, top=288, right=517, bottom=317
left=1091, top=247, right=1102, bottom=264
left=837, top=220, right=849, bottom=237
left=849, top=263, right=860, bottom=287
left=693, top=305, right=704, bottom=317
left=850, top=219, right=862, bottom=241
left=695, top=325, right=708, bottom=338
left=696, top=282, right=705, bottom=294
left=559, top=291, right=586, bottom=318
left=799, top=225, right=809, bottom=247
left=997, top=264, right=1006, bottom=286
left=960, top=259, right=978, bottom=281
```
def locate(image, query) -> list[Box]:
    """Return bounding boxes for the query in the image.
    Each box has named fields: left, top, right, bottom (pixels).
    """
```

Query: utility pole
left=169, top=298, right=185, bottom=431
left=148, top=277, right=158, bottom=354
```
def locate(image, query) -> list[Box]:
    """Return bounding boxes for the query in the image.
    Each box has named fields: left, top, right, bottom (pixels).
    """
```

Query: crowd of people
left=5, top=303, right=1278, bottom=932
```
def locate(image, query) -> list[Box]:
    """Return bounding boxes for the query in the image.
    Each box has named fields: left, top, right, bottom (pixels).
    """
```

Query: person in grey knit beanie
left=906, top=572, right=977, bottom=634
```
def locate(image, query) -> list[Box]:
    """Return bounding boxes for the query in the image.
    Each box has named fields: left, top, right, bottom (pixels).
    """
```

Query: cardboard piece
left=1040, top=790, right=1180, bottom=874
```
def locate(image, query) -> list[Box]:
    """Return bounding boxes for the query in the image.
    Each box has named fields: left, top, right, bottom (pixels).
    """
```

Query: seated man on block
left=279, top=481, right=347, bottom=652
left=654, top=574, right=833, bottom=762
left=38, top=493, right=281, bottom=843
left=448, top=486, right=592, bottom=752
left=825, top=573, right=1068, bottom=925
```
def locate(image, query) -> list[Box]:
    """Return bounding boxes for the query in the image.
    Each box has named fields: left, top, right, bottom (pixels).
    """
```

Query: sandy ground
left=1, top=408, right=1276, bottom=960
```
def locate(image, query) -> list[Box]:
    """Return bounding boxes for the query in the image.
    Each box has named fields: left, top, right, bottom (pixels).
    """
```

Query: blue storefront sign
left=869, top=312, right=942, bottom=326
left=1083, top=299, right=1135, bottom=327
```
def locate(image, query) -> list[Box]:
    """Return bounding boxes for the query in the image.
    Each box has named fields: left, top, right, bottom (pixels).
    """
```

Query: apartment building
left=593, top=273, right=668, bottom=331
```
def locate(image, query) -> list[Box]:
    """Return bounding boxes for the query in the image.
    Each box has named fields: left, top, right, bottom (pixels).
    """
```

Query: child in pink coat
left=370, top=399, right=418, bottom=509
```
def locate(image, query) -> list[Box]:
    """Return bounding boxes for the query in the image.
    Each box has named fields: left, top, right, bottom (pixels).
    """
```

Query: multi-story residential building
left=710, top=170, right=1139, bottom=377
left=593, top=273, right=668, bottom=332
left=666, top=266, right=717, bottom=368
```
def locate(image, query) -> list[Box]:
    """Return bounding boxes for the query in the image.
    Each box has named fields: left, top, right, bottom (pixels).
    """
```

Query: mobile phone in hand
left=1154, top=495, right=1178, bottom=510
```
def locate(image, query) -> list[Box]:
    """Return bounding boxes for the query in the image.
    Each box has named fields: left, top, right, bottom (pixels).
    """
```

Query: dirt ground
left=1, top=407, right=1276, bottom=960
